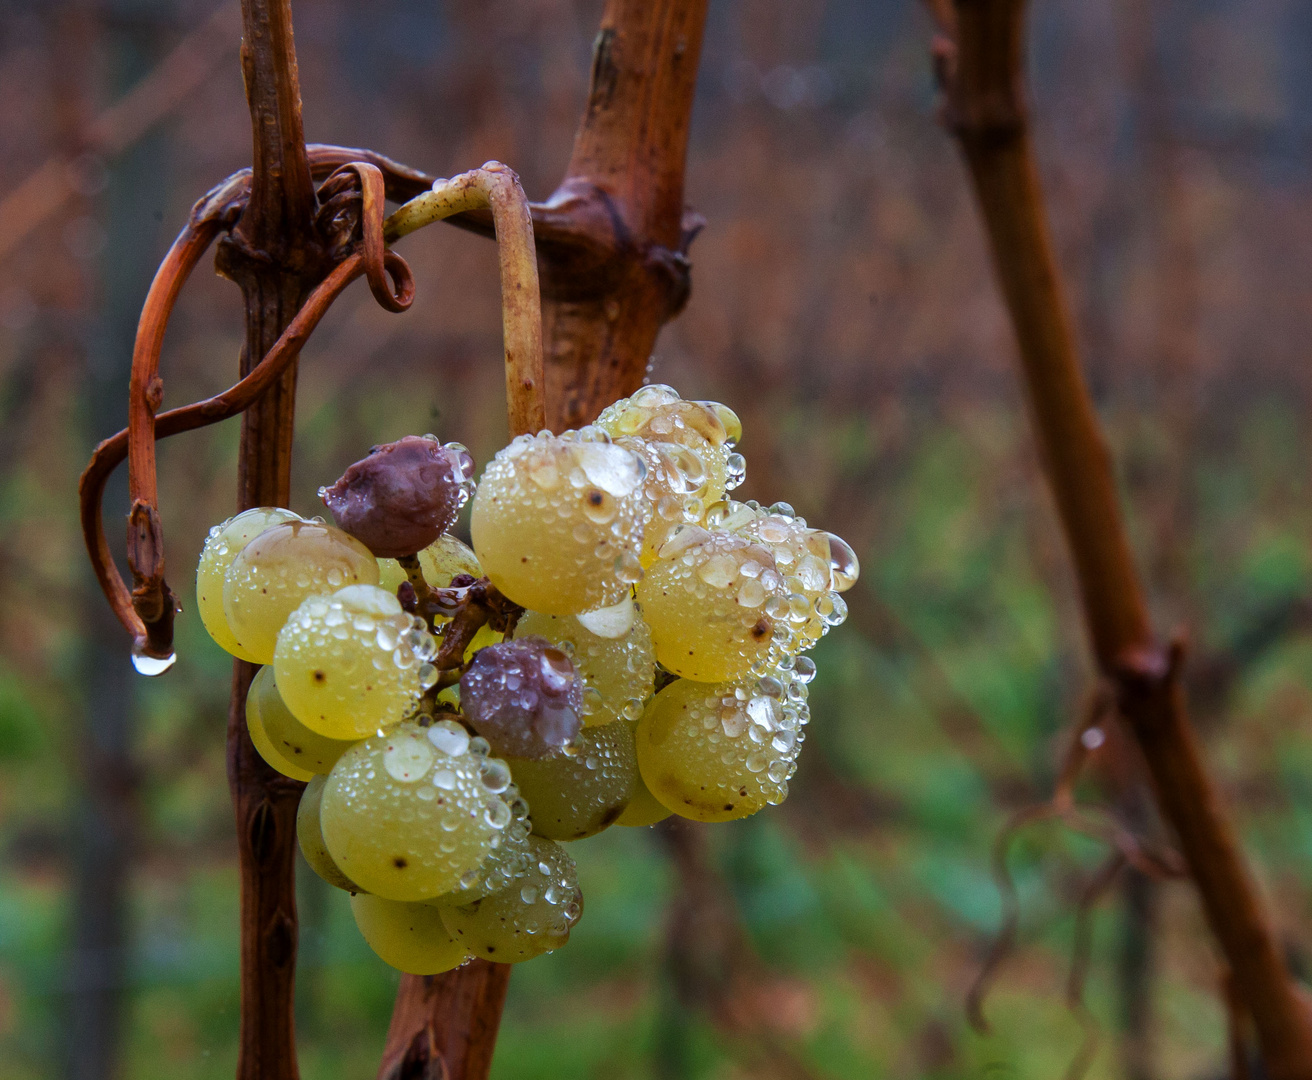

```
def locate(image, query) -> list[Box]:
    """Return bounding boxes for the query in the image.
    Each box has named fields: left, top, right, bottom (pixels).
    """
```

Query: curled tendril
left=81, top=151, right=425, bottom=660
left=965, top=685, right=1186, bottom=1080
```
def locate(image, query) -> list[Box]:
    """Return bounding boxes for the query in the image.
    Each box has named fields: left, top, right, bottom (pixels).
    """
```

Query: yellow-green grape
left=248, top=665, right=354, bottom=775
left=350, top=893, right=470, bottom=975
left=425, top=788, right=534, bottom=905
left=247, top=678, right=316, bottom=782
left=223, top=520, right=379, bottom=664
left=377, top=534, right=484, bottom=596
left=274, top=585, right=437, bottom=741
left=297, top=775, right=361, bottom=892
left=595, top=384, right=745, bottom=525
left=438, top=836, right=582, bottom=962
left=469, top=431, right=649, bottom=615
left=615, top=437, right=721, bottom=564
left=196, top=507, right=302, bottom=659
left=320, top=720, right=510, bottom=901
left=709, top=501, right=857, bottom=651
left=635, top=526, right=789, bottom=682
left=513, top=602, right=654, bottom=728
left=636, top=675, right=805, bottom=823
left=506, top=720, right=636, bottom=840
left=615, top=762, right=671, bottom=827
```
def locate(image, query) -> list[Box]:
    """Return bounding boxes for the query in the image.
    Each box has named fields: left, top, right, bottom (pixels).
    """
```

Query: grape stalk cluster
left=196, top=385, right=858, bottom=974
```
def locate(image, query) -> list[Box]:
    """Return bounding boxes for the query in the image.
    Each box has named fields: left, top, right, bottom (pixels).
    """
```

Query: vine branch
left=931, top=1, right=1312, bottom=1074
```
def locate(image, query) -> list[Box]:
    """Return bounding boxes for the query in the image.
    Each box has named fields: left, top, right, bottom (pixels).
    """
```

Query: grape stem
left=384, top=166, right=546, bottom=438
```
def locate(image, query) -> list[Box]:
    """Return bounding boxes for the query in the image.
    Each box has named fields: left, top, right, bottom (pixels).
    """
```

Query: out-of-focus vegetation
left=2, top=0, right=1312, bottom=1077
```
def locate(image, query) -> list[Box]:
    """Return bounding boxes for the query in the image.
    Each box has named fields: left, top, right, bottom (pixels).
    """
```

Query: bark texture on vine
left=930, top=0, right=1312, bottom=1074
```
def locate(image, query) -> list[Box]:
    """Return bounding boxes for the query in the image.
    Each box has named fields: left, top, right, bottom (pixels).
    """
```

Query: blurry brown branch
left=931, top=0, right=1312, bottom=1075
left=0, top=1, right=240, bottom=262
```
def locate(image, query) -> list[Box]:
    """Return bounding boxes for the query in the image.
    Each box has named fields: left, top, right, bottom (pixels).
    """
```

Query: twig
left=931, top=1, right=1312, bottom=1075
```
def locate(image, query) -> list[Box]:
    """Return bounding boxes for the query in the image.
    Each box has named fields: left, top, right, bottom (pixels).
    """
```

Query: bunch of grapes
left=195, top=389, right=857, bottom=975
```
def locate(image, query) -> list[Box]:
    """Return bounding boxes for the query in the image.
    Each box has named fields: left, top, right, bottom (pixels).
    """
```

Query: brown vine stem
left=376, top=3, right=711, bottom=1078
left=216, top=1, right=324, bottom=1077
left=931, top=0, right=1312, bottom=1074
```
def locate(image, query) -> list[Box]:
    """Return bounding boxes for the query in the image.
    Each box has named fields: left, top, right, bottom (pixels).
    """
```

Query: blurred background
left=2, top=0, right=1312, bottom=1077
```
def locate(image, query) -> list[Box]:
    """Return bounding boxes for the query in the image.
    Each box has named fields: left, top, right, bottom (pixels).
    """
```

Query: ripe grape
left=438, top=835, right=582, bottom=962
left=425, top=802, right=535, bottom=906
left=615, top=764, right=672, bottom=827
left=196, top=507, right=301, bottom=660
left=223, top=520, right=379, bottom=664
left=635, top=675, right=804, bottom=822
left=469, top=431, right=648, bottom=615
left=506, top=720, right=637, bottom=840
left=274, top=585, right=437, bottom=741
left=248, top=665, right=354, bottom=775
left=246, top=675, right=315, bottom=782
left=595, top=384, right=744, bottom=518
left=350, top=893, right=470, bottom=974
left=635, top=526, right=789, bottom=682
left=320, top=720, right=509, bottom=901
left=460, top=637, right=584, bottom=758
left=708, top=500, right=857, bottom=650
left=296, top=774, right=361, bottom=892
left=513, top=602, right=654, bottom=728
left=322, top=436, right=475, bottom=558
left=377, top=534, right=483, bottom=596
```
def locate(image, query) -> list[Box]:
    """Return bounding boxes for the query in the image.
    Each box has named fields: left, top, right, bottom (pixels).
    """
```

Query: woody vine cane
left=931, top=0, right=1312, bottom=1075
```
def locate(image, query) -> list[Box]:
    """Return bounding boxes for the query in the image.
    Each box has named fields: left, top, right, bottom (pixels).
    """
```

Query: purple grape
left=321, top=436, right=475, bottom=558
left=460, top=637, right=583, bottom=759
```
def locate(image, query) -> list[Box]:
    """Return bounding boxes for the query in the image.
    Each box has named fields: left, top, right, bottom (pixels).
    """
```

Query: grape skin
left=351, top=893, right=470, bottom=974
left=377, top=534, right=483, bottom=596
left=320, top=722, right=501, bottom=901
left=223, top=520, right=379, bottom=664
left=297, top=775, right=361, bottom=892
left=246, top=677, right=316, bottom=782
left=438, top=835, right=582, bottom=962
left=249, top=665, right=353, bottom=775
left=274, top=585, right=435, bottom=741
left=635, top=677, right=800, bottom=822
left=636, top=528, right=787, bottom=682
left=506, top=720, right=637, bottom=840
left=196, top=507, right=301, bottom=660
left=615, top=762, right=672, bottom=827
left=513, top=607, right=655, bottom=728
left=470, top=432, right=648, bottom=615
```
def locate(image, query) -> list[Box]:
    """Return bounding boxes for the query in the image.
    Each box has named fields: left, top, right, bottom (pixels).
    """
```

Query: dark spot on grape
left=393, top=857, right=408, bottom=868
left=521, top=556, right=528, bottom=563
left=739, top=788, right=747, bottom=796
left=487, top=945, right=496, bottom=953
left=261, top=588, right=268, bottom=594
left=586, top=489, right=604, bottom=507
left=599, top=804, right=624, bottom=827
left=750, top=617, right=771, bottom=641
left=313, top=670, right=326, bottom=683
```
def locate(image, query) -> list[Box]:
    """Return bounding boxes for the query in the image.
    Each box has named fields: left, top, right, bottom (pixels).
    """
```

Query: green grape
left=635, top=526, right=789, bottom=682
left=297, top=775, right=361, bottom=892
left=615, top=765, right=672, bottom=827
left=377, top=534, right=483, bottom=596
left=320, top=720, right=510, bottom=901
left=196, top=507, right=302, bottom=660
left=709, top=501, right=856, bottom=650
left=223, top=520, right=379, bottom=664
left=506, top=720, right=636, bottom=840
left=513, top=603, right=654, bottom=727
left=274, top=585, right=437, bottom=740
left=470, top=431, right=649, bottom=615
left=438, top=836, right=582, bottom=962
left=247, top=678, right=315, bottom=782
left=350, top=893, right=470, bottom=975
left=635, top=675, right=804, bottom=823
left=248, top=665, right=354, bottom=774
